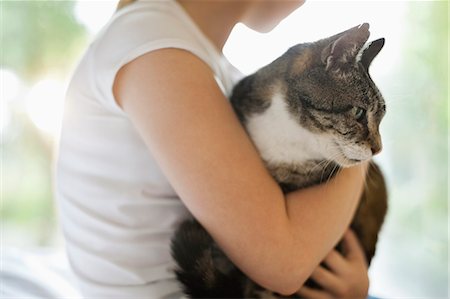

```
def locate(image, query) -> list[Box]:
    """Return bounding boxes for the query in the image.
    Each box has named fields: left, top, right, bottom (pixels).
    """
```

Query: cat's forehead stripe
left=290, top=48, right=313, bottom=76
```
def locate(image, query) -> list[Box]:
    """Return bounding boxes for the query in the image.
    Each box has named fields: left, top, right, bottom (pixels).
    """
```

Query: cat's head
left=282, top=23, right=386, bottom=167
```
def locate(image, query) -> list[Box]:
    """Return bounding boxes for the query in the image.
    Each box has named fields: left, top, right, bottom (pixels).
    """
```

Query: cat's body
left=171, top=24, right=388, bottom=298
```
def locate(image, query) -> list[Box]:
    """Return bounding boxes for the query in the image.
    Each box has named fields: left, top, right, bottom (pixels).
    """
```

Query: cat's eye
left=351, top=107, right=366, bottom=121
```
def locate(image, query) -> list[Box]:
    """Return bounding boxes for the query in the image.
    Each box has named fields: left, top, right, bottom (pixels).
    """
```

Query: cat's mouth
left=336, top=155, right=364, bottom=168
left=333, top=142, right=367, bottom=167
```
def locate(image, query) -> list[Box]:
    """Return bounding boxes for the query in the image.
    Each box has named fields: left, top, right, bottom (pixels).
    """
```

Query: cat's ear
left=321, top=23, right=370, bottom=71
left=360, top=38, right=385, bottom=70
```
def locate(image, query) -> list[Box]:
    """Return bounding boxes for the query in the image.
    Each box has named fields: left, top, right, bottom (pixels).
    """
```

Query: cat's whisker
left=315, top=153, right=342, bottom=184
left=319, top=160, right=333, bottom=183
left=307, top=159, right=332, bottom=178
left=326, top=162, right=341, bottom=185
left=172, top=22, right=389, bottom=298
left=305, top=157, right=339, bottom=180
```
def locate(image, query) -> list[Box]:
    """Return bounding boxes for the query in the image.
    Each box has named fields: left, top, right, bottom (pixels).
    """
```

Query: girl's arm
left=113, top=49, right=366, bottom=295
left=297, top=230, right=369, bottom=299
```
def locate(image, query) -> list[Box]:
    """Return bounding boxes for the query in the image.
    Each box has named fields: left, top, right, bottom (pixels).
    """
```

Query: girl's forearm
left=284, top=163, right=367, bottom=287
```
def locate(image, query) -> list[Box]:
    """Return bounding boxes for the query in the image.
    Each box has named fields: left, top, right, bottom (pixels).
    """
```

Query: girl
left=57, top=0, right=369, bottom=298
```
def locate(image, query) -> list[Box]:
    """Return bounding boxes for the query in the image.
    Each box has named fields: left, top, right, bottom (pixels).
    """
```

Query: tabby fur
left=172, top=24, right=388, bottom=298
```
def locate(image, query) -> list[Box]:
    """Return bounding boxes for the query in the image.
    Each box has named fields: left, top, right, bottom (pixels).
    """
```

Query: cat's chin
left=333, top=154, right=366, bottom=168
left=331, top=142, right=370, bottom=167
left=337, top=158, right=364, bottom=168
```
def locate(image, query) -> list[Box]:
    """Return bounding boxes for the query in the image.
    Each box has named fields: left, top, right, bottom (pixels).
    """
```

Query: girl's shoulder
left=78, top=0, right=228, bottom=113
left=91, top=0, right=217, bottom=72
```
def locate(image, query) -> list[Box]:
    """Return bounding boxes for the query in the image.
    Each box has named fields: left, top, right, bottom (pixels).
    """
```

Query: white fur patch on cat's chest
left=245, top=92, right=326, bottom=165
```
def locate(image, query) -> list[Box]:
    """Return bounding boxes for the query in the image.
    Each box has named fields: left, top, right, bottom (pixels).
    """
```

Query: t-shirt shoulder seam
left=96, top=38, right=217, bottom=116
left=119, top=38, right=214, bottom=70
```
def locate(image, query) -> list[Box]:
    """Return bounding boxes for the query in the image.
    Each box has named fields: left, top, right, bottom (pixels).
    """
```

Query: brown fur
left=171, top=23, right=388, bottom=299
left=231, top=23, right=388, bottom=276
left=351, top=163, right=388, bottom=263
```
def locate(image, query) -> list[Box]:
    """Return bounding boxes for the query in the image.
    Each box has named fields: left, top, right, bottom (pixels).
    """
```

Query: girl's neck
left=177, top=1, right=247, bottom=51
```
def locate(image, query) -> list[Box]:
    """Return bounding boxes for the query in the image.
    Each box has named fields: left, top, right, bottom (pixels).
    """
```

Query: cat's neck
left=245, top=90, right=328, bottom=166
left=273, top=160, right=340, bottom=191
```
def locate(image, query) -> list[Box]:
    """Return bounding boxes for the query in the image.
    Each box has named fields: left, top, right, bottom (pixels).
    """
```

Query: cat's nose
left=371, top=144, right=382, bottom=155
left=369, top=133, right=382, bottom=155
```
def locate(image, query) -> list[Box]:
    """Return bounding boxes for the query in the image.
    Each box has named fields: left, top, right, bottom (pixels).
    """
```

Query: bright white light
left=0, top=69, right=21, bottom=135
left=74, top=0, right=117, bottom=34
left=0, top=105, right=11, bottom=135
left=26, top=79, right=66, bottom=137
left=224, top=2, right=410, bottom=297
left=1, top=69, right=21, bottom=102
left=224, top=1, right=407, bottom=77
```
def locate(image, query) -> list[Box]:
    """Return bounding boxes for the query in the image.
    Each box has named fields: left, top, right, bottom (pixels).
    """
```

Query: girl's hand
left=297, top=230, right=369, bottom=299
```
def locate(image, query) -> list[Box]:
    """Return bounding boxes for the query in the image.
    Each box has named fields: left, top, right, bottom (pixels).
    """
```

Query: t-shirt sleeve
left=89, top=4, right=216, bottom=114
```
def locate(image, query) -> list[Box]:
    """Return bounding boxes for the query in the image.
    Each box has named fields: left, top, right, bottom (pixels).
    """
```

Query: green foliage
left=1, top=1, right=87, bottom=245
left=377, top=1, right=448, bottom=295
left=1, top=0, right=87, bottom=80
left=0, top=0, right=448, bottom=294
left=404, top=0, right=448, bottom=202
left=1, top=114, right=56, bottom=245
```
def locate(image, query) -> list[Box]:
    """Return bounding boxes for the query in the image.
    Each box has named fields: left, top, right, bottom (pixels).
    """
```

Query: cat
left=171, top=23, right=388, bottom=298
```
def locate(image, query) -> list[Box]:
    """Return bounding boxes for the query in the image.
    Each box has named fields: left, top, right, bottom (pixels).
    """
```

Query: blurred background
left=1, top=0, right=448, bottom=298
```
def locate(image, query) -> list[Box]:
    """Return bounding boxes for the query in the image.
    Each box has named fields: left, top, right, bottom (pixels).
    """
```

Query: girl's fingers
left=343, top=229, right=367, bottom=262
left=323, top=249, right=347, bottom=274
left=297, top=285, right=334, bottom=299
left=309, top=266, right=345, bottom=295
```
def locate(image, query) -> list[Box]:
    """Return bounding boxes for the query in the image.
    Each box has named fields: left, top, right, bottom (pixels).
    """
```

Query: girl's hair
left=117, top=0, right=136, bottom=10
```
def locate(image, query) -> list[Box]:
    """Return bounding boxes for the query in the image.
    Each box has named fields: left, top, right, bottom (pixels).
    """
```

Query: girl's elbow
left=273, top=283, right=302, bottom=297
left=264, top=275, right=306, bottom=296
left=251, top=236, right=312, bottom=295
left=257, top=263, right=309, bottom=296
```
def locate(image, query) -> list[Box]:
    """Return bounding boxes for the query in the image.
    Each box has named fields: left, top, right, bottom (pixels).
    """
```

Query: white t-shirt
left=56, top=1, right=241, bottom=298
